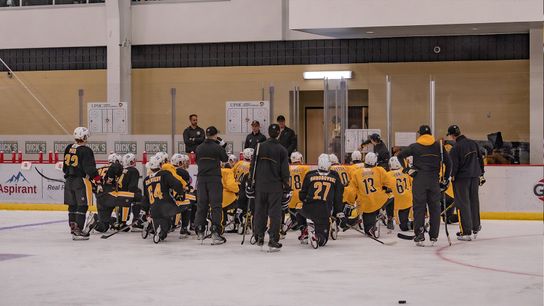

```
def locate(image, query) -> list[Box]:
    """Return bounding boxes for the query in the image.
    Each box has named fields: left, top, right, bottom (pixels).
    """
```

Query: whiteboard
left=395, top=132, right=417, bottom=146
left=345, top=129, right=381, bottom=153
left=88, top=102, right=128, bottom=134
left=226, top=101, right=269, bottom=135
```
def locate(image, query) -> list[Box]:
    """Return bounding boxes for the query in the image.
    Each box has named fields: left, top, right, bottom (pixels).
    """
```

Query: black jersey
left=176, top=168, right=192, bottom=186
left=97, top=163, right=124, bottom=193
left=142, top=170, right=185, bottom=208
left=62, top=143, right=99, bottom=179
left=118, top=166, right=142, bottom=202
left=299, top=170, right=344, bottom=213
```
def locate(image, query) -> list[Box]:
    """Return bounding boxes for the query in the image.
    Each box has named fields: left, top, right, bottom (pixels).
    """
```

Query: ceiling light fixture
left=303, top=71, right=352, bottom=80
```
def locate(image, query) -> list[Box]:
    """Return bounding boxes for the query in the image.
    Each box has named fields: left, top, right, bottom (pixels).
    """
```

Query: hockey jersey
left=299, top=169, right=344, bottom=214
left=221, top=168, right=239, bottom=208
left=346, top=166, right=395, bottom=213
left=288, top=164, right=310, bottom=209
left=386, top=169, right=413, bottom=210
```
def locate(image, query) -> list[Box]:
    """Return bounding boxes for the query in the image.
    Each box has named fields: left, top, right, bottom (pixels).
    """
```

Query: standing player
left=346, top=152, right=395, bottom=237
left=387, top=156, right=413, bottom=231
left=298, top=154, right=344, bottom=247
left=249, top=124, right=290, bottom=251
left=397, top=125, right=451, bottom=246
left=194, top=126, right=229, bottom=244
left=142, top=155, right=186, bottom=243
left=62, top=127, right=101, bottom=240
left=286, top=151, right=310, bottom=231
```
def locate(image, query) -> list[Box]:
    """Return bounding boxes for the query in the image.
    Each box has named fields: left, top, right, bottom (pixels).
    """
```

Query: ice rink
left=0, top=210, right=542, bottom=306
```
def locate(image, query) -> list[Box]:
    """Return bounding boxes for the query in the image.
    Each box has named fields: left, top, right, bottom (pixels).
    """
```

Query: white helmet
left=364, top=152, right=378, bottom=166
left=406, top=156, right=414, bottom=167
left=351, top=150, right=362, bottom=162
left=290, top=151, right=303, bottom=164
left=317, top=153, right=331, bottom=172
left=122, top=153, right=136, bottom=167
left=228, top=154, right=238, bottom=164
left=107, top=152, right=122, bottom=164
left=73, top=127, right=90, bottom=141
left=171, top=153, right=184, bottom=166
left=148, top=154, right=163, bottom=170
left=389, top=156, right=402, bottom=170
left=329, top=154, right=339, bottom=165
left=155, top=151, right=169, bottom=163
left=242, top=148, right=254, bottom=161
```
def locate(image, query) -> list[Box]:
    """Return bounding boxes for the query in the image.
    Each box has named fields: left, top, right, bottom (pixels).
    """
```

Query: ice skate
left=429, top=237, right=438, bottom=246
left=211, top=232, right=227, bottom=245
left=298, top=227, right=308, bottom=244
left=179, top=227, right=189, bottom=239
left=131, top=218, right=144, bottom=232
left=473, top=226, right=481, bottom=239
left=456, top=232, right=472, bottom=241
left=83, top=213, right=98, bottom=234
left=70, top=222, right=89, bottom=241
left=153, top=225, right=162, bottom=244
left=414, top=232, right=425, bottom=247
left=268, top=240, right=282, bottom=252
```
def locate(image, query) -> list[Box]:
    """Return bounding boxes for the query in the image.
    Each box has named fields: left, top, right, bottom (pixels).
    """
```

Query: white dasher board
left=88, top=102, right=128, bottom=134
left=226, top=101, right=269, bottom=134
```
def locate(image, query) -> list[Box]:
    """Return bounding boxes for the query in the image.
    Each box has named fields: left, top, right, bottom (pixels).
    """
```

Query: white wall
left=0, top=5, right=107, bottom=49
left=289, top=0, right=544, bottom=30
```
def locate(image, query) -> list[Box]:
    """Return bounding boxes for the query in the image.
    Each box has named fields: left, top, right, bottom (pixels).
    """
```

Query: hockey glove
left=382, top=186, right=392, bottom=193
left=439, top=179, right=449, bottom=192
left=336, top=212, right=349, bottom=231
left=479, top=175, right=486, bottom=186
left=245, top=182, right=255, bottom=199
left=402, top=167, right=418, bottom=177
left=174, top=191, right=186, bottom=202
left=281, top=191, right=292, bottom=211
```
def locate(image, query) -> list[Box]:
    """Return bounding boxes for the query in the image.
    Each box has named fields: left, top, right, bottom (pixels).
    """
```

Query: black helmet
left=447, top=125, right=461, bottom=137
left=418, top=125, right=432, bottom=136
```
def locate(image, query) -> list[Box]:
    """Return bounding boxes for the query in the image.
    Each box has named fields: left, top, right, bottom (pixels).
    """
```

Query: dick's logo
left=534, top=178, right=544, bottom=202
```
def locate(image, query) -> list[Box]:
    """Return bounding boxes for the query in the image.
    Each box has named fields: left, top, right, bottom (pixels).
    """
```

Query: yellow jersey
left=347, top=166, right=395, bottom=213
left=233, top=160, right=251, bottom=184
left=289, top=164, right=310, bottom=209
left=387, top=169, right=413, bottom=210
left=221, top=168, right=239, bottom=208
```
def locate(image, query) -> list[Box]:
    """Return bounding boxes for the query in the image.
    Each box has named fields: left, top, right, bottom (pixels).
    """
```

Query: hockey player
left=387, top=156, right=413, bottom=231
left=298, top=154, right=344, bottom=247
left=62, top=127, right=101, bottom=240
left=233, top=148, right=253, bottom=233
left=89, top=153, right=124, bottom=233
left=118, top=153, right=144, bottom=231
left=285, top=151, right=310, bottom=232
left=346, top=152, right=395, bottom=237
left=221, top=155, right=240, bottom=233
left=142, top=154, right=185, bottom=243
left=171, top=153, right=194, bottom=238
left=347, top=150, right=365, bottom=180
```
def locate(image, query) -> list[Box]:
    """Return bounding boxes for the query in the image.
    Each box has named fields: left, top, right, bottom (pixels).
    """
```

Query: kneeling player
left=387, top=156, right=413, bottom=231
left=298, top=154, right=344, bottom=247
left=221, top=155, right=240, bottom=233
left=142, top=155, right=186, bottom=243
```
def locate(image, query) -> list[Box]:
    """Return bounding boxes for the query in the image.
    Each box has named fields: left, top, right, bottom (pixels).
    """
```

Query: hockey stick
left=440, top=140, right=452, bottom=246
left=240, top=200, right=253, bottom=245
left=242, top=143, right=260, bottom=246
left=348, top=224, right=397, bottom=246
left=35, top=167, right=65, bottom=183
left=100, top=224, right=131, bottom=239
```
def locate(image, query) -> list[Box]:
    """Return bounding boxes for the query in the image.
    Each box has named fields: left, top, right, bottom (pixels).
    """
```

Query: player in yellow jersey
left=387, top=156, right=413, bottom=231
left=232, top=148, right=253, bottom=233
left=346, top=152, right=396, bottom=237
left=285, top=151, right=310, bottom=232
left=221, top=155, right=240, bottom=233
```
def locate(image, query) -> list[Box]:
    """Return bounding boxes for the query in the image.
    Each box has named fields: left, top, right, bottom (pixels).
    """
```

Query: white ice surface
left=0, top=211, right=542, bottom=306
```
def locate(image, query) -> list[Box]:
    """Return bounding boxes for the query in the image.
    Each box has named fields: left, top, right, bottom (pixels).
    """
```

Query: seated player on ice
left=298, top=154, right=345, bottom=247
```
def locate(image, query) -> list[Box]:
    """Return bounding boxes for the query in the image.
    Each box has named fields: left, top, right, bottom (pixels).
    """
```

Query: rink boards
left=0, top=163, right=541, bottom=220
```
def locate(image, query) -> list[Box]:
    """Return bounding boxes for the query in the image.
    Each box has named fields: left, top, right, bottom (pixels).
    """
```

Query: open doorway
left=295, top=90, right=368, bottom=164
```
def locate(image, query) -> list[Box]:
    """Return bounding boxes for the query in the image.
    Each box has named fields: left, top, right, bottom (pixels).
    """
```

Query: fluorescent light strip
left=303, top=71, right=352, bottom=80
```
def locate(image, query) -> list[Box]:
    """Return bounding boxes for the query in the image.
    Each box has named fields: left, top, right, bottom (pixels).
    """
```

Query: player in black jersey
left=142, top=154, right=186, bottom=243
left=298, top=154, right=344, bottom=247
left=88, top=153, right=124, bottom=233
left=171, top=153, right=194, bottom=238
left=118, top=153, right=142, bottom=230
left=62, top=127, right=101, bottom=240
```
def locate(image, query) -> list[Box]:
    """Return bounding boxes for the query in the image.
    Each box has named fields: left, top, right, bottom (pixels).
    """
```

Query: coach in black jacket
left=447, top=125, right=485, bottom=240
left=244, top=120, right=267, bottom=150
left=250, top=123, right=290, bottom=250
left=277, top=115, right=297, bottom=156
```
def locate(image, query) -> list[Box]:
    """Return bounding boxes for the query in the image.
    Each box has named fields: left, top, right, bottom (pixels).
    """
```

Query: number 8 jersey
left=288, top=164, right=310, bottom=209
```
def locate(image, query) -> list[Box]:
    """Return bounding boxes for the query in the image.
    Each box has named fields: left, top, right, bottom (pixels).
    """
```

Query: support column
left=106, top=0, right=132, bottom=133
left=529, top=26, right=543, bottom=164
